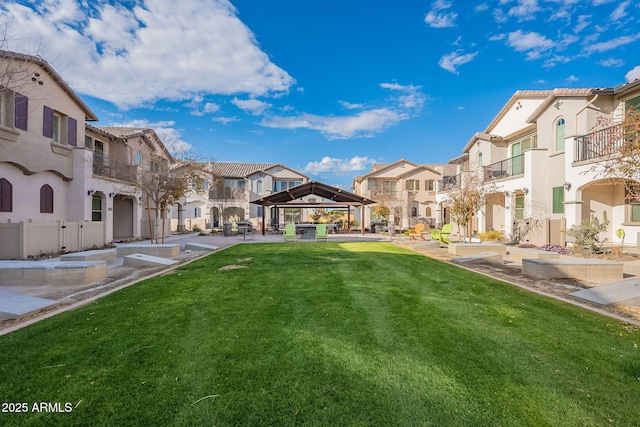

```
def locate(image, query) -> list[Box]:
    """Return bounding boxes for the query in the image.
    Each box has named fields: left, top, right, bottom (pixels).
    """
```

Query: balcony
left=437, top=174, right=460, bottom=192
left=93, top=154, right=137, bottom=183
left=574, top=123, right=623, bottom=163
left=209, top=188, right=247, bottom=201
left=483, top=153, right=525, bottom=182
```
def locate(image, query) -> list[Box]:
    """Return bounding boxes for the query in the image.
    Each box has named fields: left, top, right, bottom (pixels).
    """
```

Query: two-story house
left=0, top=50, right=104, bottom=258
left=84, top=126, right=174, bottom=242
left=438, top=80, right=640, bottom=246
left=173, top=162, right=309, bottom=231
left=352, top=160, right=454, bottom=230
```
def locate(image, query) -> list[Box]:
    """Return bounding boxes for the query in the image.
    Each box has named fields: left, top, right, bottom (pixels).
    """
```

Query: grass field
left=1, top=242, right=639, bottom=426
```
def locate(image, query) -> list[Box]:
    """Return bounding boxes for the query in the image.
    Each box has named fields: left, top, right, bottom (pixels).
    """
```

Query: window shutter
left=43, top=106, right=54, bottom=138
left=40, top=184, right=54, bottom=213
left=0, top=178, right=12, bottom=212
left=552, top=186, right=564, bottom=213
left=68, top=117, right=77, bottom=146
left=416, top=180, right=420, bottom=190
left=14, top=93, right=28, bottom=130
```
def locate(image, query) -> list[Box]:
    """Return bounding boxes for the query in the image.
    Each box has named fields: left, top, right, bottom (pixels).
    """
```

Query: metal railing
left=484, top=153, right=525, bottom=182
left=93, top=154, right=137, bottom=183
left=574, top=123, right=623, bottom=163
left=208, top=188, right=247, bottom=200
left=437, top=174, right=460, bottom=192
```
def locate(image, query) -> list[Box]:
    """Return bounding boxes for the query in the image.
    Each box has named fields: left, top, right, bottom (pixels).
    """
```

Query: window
left=225, top=179, right=246, bottom=198
left=0, top=90, right=28, bottom=131
left=0, top=178, right=12, bottom=212
left=284, top=208, right=301, bottom=223
left=515, top=194, right=524, bottom=219
left=625, top=186, right=640, bottom=223
left=626, top=96, right=640, bottom=112
left=43, top=106, right=76, bottom=145
left=202, top=179, right=209, bottom=191
left=257, top=179, right=263, bottom=194
left=426, top=207, right=432, bottom=217
left=369, top=180, right=397, bottom=195
left=406, top=180, right=420, bottom=191
left=273, top=181, right=301, bottom=192
left=555, top=118, right=566, bottom=151
left=511, top=142, right=523, bottom=175
left=552, top=186, right=564, bottom=213
left=135, top=151, right=142, bottom=164
left=477, top=152, right=483, bottom=167
left=426, top=179, right=434, bottom=191
left=91, top=197, right=102, bottom=221
left=195, top=207, right=201, bottom=218
left=411, top=207, right=418, bottom=217
left=40, top=184, right=54, bottom=213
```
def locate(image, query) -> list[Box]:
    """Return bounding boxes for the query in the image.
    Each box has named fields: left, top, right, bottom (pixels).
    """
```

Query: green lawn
left=1, top=242, right=639, bottom=426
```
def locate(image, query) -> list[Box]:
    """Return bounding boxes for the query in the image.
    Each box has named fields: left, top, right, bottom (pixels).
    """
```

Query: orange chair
left=408, top=223, right=426, bottom=240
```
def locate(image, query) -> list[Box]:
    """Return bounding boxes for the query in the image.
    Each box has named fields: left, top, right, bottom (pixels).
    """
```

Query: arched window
left=257, top=179, right=263, bottom=194
left=411, top=207, right=418, bottom=217
left=40, top=184, right=54, bottom=213
left=477, top=152, right=483, bottom=167
left=0, top=178, right=12, bottom=212
left=426, top=207, right=432, bottom=217
left=135, top=151, right=142, bottom=164
left=555, top=118, right=566, bottom=151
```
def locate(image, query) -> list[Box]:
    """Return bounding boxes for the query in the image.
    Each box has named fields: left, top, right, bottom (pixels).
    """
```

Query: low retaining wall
left=448, top=243, right=507, bottom=256
left=506, top=247, right=559, bottom=263
left=522, top=258, right=623, bottom=284
left=116, top=244, right=180, bottom=258
left=0, top=261, right=107, bottom=286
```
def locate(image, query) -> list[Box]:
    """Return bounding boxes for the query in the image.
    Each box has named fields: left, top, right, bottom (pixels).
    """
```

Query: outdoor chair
left=283, top=223, right=297, bottom=242
left=315, top=224, right=328, bottom=241
left=431, top=223, right=452, bottom=244
left=408, top=223, right=426, bottom=240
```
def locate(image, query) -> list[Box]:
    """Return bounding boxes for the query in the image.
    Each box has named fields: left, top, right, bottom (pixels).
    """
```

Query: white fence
left=0, top=221, right=106, bottom=259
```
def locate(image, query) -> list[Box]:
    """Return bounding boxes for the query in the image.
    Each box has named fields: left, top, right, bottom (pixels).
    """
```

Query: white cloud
left=598, top=58, right=625, bottom=67
left=303, top=156, right=374, bottom=174
left=0, top=0, right=295, bottom=108
left=574, top=15, right=591, bottom=33
left=231, top=98, right=271, bottom=115
left=584, top=33, right=640, bottom=53
left=438, top=50, right=478, bottom=74
left=507, top=30, right=555, bottom=60
left=260, top=83, right=425, bottom=140
left=212, top=116, right=239, bottom=125
left=610, top=1, right=630, bottom=22
left=626, top=66, right=640, bottom=82
left=338, top=101, right=364, bottom=110
left=565, top=75, right=579, bottom=83
left=507, top=0, right=542, bottom=21
left=424, top=0, right=458, bottom=28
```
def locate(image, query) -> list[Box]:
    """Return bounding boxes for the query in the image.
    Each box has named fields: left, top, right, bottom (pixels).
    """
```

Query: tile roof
left=0, top=49, right=98, bottom=121
left=210, top=162, right=279, bottom=178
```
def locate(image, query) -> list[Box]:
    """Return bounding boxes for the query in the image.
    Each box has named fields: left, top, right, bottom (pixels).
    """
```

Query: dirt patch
left=218, top=265, right=247, bottom=271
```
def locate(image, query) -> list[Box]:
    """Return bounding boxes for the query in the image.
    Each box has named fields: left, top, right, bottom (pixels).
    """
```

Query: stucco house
left=0, top=50, right=104, bottom=259
left=172, top=162, right=309, bottom=231
left=437, top=80, right=640, bottom=246
left=352, top=159, right=455, bottom=230
left=84, top=125, right=174, bottom=242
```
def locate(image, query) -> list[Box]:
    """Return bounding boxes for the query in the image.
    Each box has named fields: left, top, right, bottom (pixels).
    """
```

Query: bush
left=477, top=230, right=504, bottom=241
left=192, top=225, right=202, bottom=233
left=539, top=244, right=571, bottom=255
left=564, top=212, right=609, bottom=254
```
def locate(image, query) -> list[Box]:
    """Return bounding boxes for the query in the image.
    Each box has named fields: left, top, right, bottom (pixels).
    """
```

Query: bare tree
left=442, top=172, right=496, bottom=243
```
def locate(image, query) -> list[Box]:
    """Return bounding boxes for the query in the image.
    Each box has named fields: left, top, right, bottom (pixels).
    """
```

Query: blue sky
left=2, top=0, right=639, bottom=188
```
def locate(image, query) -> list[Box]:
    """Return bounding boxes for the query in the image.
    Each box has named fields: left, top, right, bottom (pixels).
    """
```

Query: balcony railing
left=483, top=153, right=525, bottom=182
left=93, top=154, right=137, bottom=183
left=437, top=174, right=460, bottom=192
left=574, top=123, right=623, bottom=163
left=209, top=188, right=247, bottom=200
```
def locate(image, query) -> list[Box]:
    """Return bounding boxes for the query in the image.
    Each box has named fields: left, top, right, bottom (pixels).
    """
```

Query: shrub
left=539, top=244, right=572, bottom=255
left=192, top=225, right=202, bottom=233
left=477, top=230, right=504, bottom=241
left=564, top=212, right=609, bottom=254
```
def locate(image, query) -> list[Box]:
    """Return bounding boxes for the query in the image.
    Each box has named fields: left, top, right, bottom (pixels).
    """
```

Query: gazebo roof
left=251, top=181, right=376, bottom=206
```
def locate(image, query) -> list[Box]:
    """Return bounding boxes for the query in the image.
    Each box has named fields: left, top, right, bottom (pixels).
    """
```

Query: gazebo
left=251, top=181, right=377, bottom=236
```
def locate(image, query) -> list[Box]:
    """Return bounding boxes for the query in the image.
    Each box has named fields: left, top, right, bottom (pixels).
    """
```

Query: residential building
left=84, top=125, right=174, bottom=242
left=438, top=80, right=640, bottom=246
left=352, top=159, right=455, bottom=229
left=172, top=162, right=309, bottom=230
left=0, top=50, right=103, bottom=258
